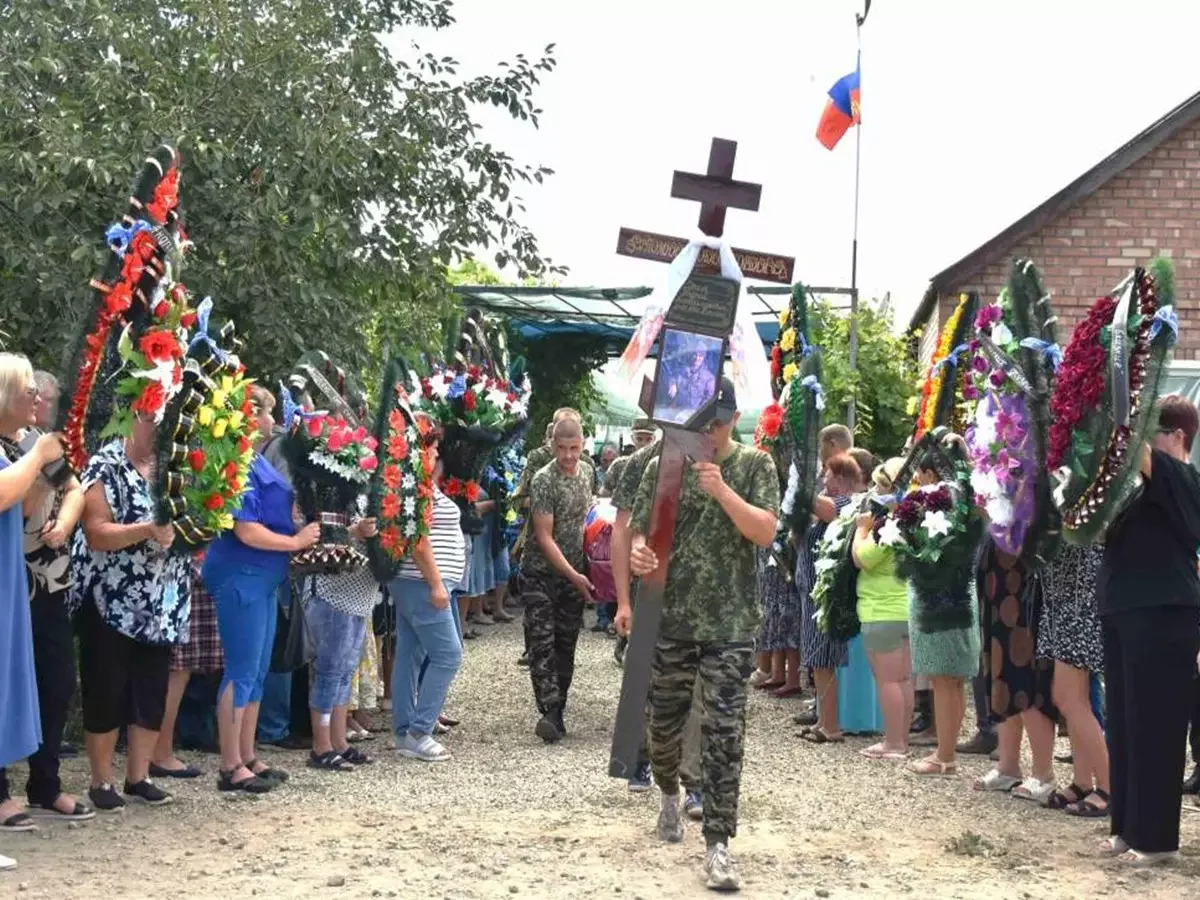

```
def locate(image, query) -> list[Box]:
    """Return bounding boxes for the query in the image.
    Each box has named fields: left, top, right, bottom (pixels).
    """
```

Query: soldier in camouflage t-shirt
left=524, top=418, right=595, bottom=742
left=628, top=378, right=779, bottom=886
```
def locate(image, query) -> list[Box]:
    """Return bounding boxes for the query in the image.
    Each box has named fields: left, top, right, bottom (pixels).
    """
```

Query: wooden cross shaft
left=608, top=427, right=714, bottom=778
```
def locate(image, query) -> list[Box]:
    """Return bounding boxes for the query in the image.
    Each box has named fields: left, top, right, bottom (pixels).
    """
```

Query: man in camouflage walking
left=524, top=417, right=595, bottom=742
left=629, top=377, right=779, bottom=892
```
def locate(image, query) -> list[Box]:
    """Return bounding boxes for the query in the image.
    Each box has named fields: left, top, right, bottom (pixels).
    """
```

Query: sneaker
left=535, top=714, right=561, bottom=744
left=397, top=733, right=452, bottom=763
left=656, top=793, right=684, bottom=843
left=685, top=791, right=703, bottom=821
left=0, top=854, right=15, bottom=871
left=628, top=762, right=653, bottom=793
left=704, top=841, right=741, bottom=891
left=910, top=711, right=931, bottom=734
left=792, top=707, right=818, bottom=727
left=123, top=779, right=173, bottom=806
left=956, top=731, right=998, bottom=756
left=614, top=637, right=627, bottom=667
left=517, top=653, right=530, bottom=668
left=88, top=783, right=126, bottom=812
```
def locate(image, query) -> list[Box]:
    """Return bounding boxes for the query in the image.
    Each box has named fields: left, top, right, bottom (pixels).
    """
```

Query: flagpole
left=847, top=4, right=868, bottom=433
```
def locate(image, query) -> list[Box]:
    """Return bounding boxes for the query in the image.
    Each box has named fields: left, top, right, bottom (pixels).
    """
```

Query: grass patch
left=944, top=831, right=1003, bottom=858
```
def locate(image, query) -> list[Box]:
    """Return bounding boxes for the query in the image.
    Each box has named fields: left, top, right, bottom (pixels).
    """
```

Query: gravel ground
left=4, top=617, right=1200, bottom=900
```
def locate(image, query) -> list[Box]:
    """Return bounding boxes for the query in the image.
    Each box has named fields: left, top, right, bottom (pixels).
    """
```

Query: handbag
left=270, top=578, right=316, bottom=673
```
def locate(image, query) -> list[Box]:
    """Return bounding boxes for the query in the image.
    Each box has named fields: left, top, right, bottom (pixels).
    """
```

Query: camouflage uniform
left=601, top=454, right=629, bottom=498
left=611, top=441, right=701, bottom=786
left=523, top=460, right=593, bottom=717
left=631, top=441, right=779, bottom=841
left=514, top=444, right=593, bottom=656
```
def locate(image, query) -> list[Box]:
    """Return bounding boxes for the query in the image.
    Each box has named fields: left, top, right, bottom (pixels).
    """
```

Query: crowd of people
left=3, top=338, right=1200, bottom=892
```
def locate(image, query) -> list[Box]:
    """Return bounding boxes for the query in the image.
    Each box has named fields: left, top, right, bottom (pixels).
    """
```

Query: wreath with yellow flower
left=154, top=299, right=256, bottom=552
left=913, top=292, right=977, bottom=441
left=367, top=359, right=436, bottom=582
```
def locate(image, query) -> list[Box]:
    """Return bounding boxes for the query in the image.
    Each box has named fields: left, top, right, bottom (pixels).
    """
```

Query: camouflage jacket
left=523, top=460, right=593, bottom=576
left=612, top=440, right=662, bottom=513
left=631, top=442, right=779, bottom=642
left=601, top=455, right=629, bottom=498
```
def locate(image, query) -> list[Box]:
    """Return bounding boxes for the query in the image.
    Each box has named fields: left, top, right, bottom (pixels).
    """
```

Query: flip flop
left=799, top=728, right=844, bottom=745
left=0, top=813, right=37, bottom=832
left=770, top=685, right=805, bottom=699
left=907, top=756, right=957, bottom=777
left=754, top=680, right=786, bottom=691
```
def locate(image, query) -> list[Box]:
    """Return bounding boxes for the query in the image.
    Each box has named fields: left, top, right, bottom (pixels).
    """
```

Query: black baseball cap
left=713, top=376, right=738, bottom=424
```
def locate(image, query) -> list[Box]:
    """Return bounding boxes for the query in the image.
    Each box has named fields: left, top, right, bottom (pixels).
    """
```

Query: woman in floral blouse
left=70, top=413, right=190, bottom=811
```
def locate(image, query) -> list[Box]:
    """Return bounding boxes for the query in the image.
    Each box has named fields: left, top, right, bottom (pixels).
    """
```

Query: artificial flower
left=388, top=434, right=409, bottom=460
left=132, top=381, right=167, bottom=417
left=139, top=331, right=182, bottom=363
left=780, top=329, right=796, bottom=352
left=921, top=509, right=952, bottom=538
left=359, top=455, right=378, bottom=472
left=382, top=494, right=402, bottom=519
left=383, top=464, right=402, bottom=490
left=188, top=449, right=206, bottom=472
left=212, top=419, right=228, bottom=439
left=465, top=480, right=481, bottom=502
left=198, top=406, right=214, bottom=427
left=878, top=518, right=903, bottom=547
left=204, top=494, right=224, bottom=511
left=991, top=322, right=1014, bottom=346
left=783, top=362, right=799, bottom=384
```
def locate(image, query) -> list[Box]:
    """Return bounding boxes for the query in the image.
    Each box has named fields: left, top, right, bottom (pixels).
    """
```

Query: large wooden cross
left=609, top=137, right=778, bottom=779
left=616, top=138, right=796, bottom=284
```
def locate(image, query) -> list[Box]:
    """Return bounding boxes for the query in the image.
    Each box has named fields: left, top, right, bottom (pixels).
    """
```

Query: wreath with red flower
left=367, top=359, right=437, bottom=582
left=1048, top=257, right=1177, bottom=542
left=60, top=144, right=186, bottom=472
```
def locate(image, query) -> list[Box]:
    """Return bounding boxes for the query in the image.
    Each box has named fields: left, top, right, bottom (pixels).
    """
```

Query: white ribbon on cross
left=617, top=232, right=773, bottom=411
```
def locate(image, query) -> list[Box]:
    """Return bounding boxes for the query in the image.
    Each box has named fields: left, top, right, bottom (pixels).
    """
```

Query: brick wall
left=918, top=119, right=1200, bottom=365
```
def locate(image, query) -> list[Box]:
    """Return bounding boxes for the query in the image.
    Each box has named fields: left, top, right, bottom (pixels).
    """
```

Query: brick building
left=907, top=91, right=1200, bottom=366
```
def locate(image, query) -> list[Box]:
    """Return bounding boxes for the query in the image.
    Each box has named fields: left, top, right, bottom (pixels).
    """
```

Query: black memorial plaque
left=665, top=273, right=740, bottom=336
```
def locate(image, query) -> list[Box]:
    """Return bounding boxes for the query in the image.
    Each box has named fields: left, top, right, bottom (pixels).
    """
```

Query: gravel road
left=3, top=618, right=1200, bottom=899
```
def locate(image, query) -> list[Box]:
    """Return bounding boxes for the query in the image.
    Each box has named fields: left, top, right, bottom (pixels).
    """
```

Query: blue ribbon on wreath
left=798, top=332, right=813, bottom=359
left=1018, top=337, right=1064, bottom=372
left=187, top=297, right=226, bottom=362
left=279, top=379, right=327, bottom=432
left=105, top=219, right=153, bottom=258
left=933, top=343, right=970, bottom=373
left=1148, top=306, right=1179, bottom=343
left=800, top=374, right=826, bottom=411
left=447, top=374, right=468, bottom=400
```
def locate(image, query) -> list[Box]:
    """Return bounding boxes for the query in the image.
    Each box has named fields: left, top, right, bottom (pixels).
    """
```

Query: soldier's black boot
left=536, top=707, right=562, bottom=744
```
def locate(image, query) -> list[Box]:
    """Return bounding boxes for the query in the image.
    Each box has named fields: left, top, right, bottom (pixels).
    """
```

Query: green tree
left=0, top=0, right=563, bottom=385
left=811, top=297, right=913, bottom=458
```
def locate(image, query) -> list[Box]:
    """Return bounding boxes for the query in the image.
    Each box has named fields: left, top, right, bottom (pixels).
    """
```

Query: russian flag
left=816, top=56, right=861, bottom=150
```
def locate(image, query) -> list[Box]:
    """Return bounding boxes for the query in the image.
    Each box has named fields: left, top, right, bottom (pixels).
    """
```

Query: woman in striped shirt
left=389, top=420, right=466, bottom=763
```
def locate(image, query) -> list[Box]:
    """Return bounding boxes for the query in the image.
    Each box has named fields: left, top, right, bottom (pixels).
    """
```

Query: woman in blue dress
left=204, top=385, right=320, bottom=792
left=0, top=352, right=67, bottom=835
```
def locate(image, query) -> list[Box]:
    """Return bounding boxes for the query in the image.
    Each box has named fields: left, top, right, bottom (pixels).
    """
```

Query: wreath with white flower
left=876, top=435, right=983, bottom=595
left=810, top=492, right=867, bottom=642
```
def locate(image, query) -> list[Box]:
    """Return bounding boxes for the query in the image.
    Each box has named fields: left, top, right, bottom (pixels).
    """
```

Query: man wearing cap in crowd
left=625, top=376, right=779, bottom=892
left=601, top=419, right=656, bottom=499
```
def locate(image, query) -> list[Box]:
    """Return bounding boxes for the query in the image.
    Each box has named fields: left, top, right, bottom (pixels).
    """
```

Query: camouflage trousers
left=639, top=677, right=702, bottom=792
left=523, top=574, right=586, bottom=715
left=648, top=639, right=754, bottom=841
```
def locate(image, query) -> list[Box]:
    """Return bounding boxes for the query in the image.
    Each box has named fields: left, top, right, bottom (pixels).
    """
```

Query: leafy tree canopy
left=0, top=0, right=563, bottom=385
left=811, top=296, right=914, bottom=459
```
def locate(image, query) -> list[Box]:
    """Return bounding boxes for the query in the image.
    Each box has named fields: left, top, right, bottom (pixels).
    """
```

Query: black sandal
left=217, top=769, right=273, bottom=794
left=245, top=758, right=289, bottom=784
left=1065, top=788, right=1111, bottom=818
left=1045, top=783, right=1087, bottom=810
left=338, top=746, right=374, bottom=766
left=307, top=751, right=353, bottom=772
left=1, top=812, right=36, bottom=832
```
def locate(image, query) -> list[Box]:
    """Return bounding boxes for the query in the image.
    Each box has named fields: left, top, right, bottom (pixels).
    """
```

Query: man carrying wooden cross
left=628, top=375, right=778, bottom=891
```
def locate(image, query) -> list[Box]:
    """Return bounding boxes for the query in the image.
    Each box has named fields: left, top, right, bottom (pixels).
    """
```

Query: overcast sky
left=397, top=0, right=1200, bottom=328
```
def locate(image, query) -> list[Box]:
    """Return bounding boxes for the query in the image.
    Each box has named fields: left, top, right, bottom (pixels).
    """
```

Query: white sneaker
left=974, top=768, right=1021, bottom=792
left=1012, top=777, right=1055, bottom=804
left=704, top=842, right=741, bottom=892
left=397, top=733, right=451, bottom=762
left=0, top=853, right=15, bottom=871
